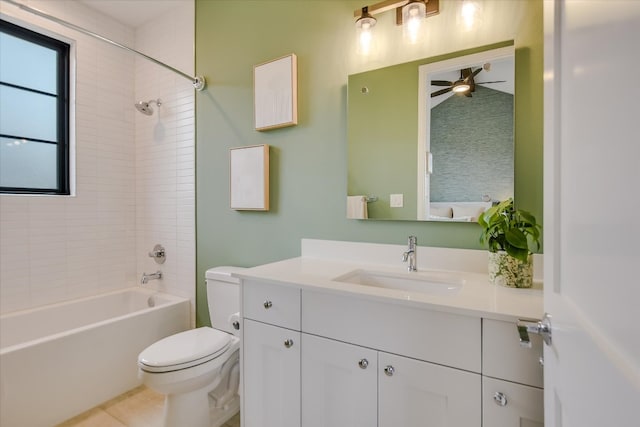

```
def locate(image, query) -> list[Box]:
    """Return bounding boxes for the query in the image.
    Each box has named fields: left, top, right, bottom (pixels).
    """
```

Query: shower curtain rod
left=2, top=0, right=206, bottom=91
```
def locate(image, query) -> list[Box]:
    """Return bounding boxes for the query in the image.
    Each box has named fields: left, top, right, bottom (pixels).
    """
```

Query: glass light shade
left=356, top=9, right=377, bottom=55
left=460, top=0, right=483, bottom=30
left=402, top=0, right=426, bottom=44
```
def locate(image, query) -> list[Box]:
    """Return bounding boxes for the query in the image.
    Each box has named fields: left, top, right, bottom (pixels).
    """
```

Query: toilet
left=138, top=267, right=244, bottom=427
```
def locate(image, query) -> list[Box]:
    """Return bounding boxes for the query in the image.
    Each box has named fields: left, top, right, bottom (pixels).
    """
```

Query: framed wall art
left=229, top=144, right=270, bottom=211
left=254, top=53, right=298, bottom=131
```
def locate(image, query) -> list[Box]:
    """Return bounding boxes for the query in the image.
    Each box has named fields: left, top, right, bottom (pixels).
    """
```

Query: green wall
left=195, top=0, right=543, bottom=326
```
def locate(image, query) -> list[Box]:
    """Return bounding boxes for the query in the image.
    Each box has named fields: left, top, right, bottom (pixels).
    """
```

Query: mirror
left=347, top=43, right=515, bottom=221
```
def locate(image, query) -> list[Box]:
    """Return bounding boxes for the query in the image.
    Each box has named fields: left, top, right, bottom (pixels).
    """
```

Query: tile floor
left=56, top=386, right=240, bottom=427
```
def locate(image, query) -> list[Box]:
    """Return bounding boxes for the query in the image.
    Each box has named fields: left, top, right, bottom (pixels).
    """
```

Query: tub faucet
left=402, top=236, right=417, bottom=272
left=141, top=271, right=162, bottom=284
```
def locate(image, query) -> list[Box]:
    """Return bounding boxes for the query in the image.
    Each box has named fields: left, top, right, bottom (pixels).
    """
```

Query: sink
left=333, top=269, right=464, bottom=296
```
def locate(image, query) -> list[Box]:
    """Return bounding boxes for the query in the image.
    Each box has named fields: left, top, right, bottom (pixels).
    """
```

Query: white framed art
left=230, top=144, right=270, bottom=211
left=254, top=53, right=298, bottom=131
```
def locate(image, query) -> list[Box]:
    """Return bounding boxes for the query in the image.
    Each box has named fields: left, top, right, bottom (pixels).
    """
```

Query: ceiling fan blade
left=431, top=80, right=453, bottom=86
left=471, top=67, right=483, bottom=78
left=476, top=80, right=507, bottom=84
left=431, top=87, right=452, bottom=97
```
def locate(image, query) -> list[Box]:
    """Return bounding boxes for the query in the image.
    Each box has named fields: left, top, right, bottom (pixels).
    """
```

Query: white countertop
left=234, top=239, right=544, bottom=322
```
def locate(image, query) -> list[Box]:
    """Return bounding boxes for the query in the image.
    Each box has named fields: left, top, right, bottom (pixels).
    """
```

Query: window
left=0, top=19, right=70, bottom=195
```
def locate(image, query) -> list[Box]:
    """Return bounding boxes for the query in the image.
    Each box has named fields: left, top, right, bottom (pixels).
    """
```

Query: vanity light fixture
left=354, top=0, right=439, bottom=50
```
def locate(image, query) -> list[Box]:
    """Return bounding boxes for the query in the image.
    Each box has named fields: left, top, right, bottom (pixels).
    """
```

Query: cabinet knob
left=493, top=392, right=508, bottom=406
left=284, top=338, right=294, bottom=348
left=358, top=358, right=369, bottom=369
left=384, top=365, right=395, bottom=376
left=263, top=300, right=273, bottom=309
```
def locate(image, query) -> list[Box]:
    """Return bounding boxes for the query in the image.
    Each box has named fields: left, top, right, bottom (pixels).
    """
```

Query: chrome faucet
left=141, top=270, right=162, bottom=284
left=402, top=236, right=417, bottom=272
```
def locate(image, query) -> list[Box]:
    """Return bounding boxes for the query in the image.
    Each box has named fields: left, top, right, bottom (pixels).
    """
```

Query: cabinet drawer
left=242, top=280, right=301, bottom=330
left=482, top=319, right=543, bottom=387
left=302, top=289, right=481, bottom=372
left=482, top=376, right=544, bottom=427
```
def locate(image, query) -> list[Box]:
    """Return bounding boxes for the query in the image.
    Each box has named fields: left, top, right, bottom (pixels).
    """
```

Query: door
left=378, top=352, right=480, bottom=426
left=242, top=319, right=300, bottom=427
left=301, top=334, right=377, bottom=427
left=543, top=1, right=640, bottom=426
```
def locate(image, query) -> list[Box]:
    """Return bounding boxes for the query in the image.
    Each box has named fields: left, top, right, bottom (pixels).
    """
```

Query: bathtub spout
left=141, top=271, right=162, bottom=284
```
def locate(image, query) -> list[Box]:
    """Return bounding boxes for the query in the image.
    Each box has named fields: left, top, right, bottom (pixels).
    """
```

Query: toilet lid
left=138, top=327, right=231, bottom=373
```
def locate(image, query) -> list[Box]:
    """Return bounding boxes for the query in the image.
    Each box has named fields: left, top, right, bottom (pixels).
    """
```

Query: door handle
left=517, top=313, right=552, bottom=347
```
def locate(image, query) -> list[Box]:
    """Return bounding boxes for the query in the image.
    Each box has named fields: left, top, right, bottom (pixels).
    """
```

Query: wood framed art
left=230, top=144, right=270, bottom=211
left=254, top=53, right=298, bottom=131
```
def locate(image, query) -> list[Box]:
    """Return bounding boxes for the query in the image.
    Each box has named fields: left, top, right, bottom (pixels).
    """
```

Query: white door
left=378, top=352, right=481, bottom=426
left=543, top=1, right=640, bottom=426
left=242, top=319, right=301, bottom=427
left=301, top=333, right=377, bottom=427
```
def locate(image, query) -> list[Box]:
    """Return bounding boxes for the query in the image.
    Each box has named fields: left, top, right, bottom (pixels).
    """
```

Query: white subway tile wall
left=0, top=1, right=195, bottom=318
left=134, top=2, right=196, bottom=322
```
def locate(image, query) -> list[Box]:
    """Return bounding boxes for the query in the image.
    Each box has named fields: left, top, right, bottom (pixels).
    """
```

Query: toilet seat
left=138, top=327, right=231, bottom=373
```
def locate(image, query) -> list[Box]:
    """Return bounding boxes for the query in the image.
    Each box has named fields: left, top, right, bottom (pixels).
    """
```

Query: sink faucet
left=402, top=235, right=417, bottom=272
left=141, top=270, right=162, bottom=284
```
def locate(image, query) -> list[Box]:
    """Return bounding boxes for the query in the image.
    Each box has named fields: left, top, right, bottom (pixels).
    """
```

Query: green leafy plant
left=478, top=198, right=542, bottom=262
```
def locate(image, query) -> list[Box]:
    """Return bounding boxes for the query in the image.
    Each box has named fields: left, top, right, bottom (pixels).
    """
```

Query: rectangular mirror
left=347, top=42, right=514, bottom=221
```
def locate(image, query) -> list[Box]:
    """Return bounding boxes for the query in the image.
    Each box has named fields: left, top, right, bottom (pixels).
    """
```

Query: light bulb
left=452, top=83, right=471, bottom=93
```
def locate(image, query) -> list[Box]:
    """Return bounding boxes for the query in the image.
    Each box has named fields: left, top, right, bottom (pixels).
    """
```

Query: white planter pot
left=488, top=251, right=533, bottom=288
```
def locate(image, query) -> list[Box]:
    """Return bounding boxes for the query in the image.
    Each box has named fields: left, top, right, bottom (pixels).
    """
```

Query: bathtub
left=0, top=287, right=190, bottom=427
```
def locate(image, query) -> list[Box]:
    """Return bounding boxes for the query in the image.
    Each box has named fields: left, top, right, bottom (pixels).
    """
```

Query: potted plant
left=478, top=198, right=542, bottom=288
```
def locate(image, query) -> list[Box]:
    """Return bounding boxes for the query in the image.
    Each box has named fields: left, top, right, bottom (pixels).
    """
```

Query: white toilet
left=138, top=267, right=244, bottom=427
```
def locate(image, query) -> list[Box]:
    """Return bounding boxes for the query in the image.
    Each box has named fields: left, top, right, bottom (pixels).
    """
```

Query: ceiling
left=79, top=0, right=186, bottom=28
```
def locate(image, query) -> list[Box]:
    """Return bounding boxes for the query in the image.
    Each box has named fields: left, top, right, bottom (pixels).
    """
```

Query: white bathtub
left=0, top=287, right=190, bottom=427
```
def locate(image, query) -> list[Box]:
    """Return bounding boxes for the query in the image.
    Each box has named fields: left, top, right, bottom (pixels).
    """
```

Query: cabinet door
left=379, top=352, right=481, bottom=427
left=483, top=377, right=544, bottom=427
left=301, top=334, right=377, bottom=427
left=243, top=319, right=300, bottom=427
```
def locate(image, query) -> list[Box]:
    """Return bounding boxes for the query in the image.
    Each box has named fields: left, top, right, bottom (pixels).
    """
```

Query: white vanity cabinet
left=241, top=278, right=543, bottom=427
left=241, top=280, right=301, bottom=427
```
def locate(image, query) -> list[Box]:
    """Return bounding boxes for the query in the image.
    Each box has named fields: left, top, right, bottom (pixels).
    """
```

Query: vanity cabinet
left=241, top=279, right=543, bottom=427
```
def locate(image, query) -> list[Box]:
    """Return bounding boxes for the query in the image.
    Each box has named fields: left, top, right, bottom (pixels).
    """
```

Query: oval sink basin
left=333, top=269, right=464, bottom=296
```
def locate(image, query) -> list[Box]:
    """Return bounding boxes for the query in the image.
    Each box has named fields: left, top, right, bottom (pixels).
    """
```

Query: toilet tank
left=206, top=266, right=245, bottom=336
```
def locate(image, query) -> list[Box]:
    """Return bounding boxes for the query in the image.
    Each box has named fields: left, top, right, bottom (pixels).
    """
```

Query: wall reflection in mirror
left=347, top=44, right=514, bottom=222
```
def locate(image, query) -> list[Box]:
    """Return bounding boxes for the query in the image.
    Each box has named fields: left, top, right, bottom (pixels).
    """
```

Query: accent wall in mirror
left=347, top=41, right=515, bottom=221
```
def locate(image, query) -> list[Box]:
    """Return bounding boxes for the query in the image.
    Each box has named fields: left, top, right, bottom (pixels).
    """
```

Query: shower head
left=135, top=99, right=161, bottom=115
